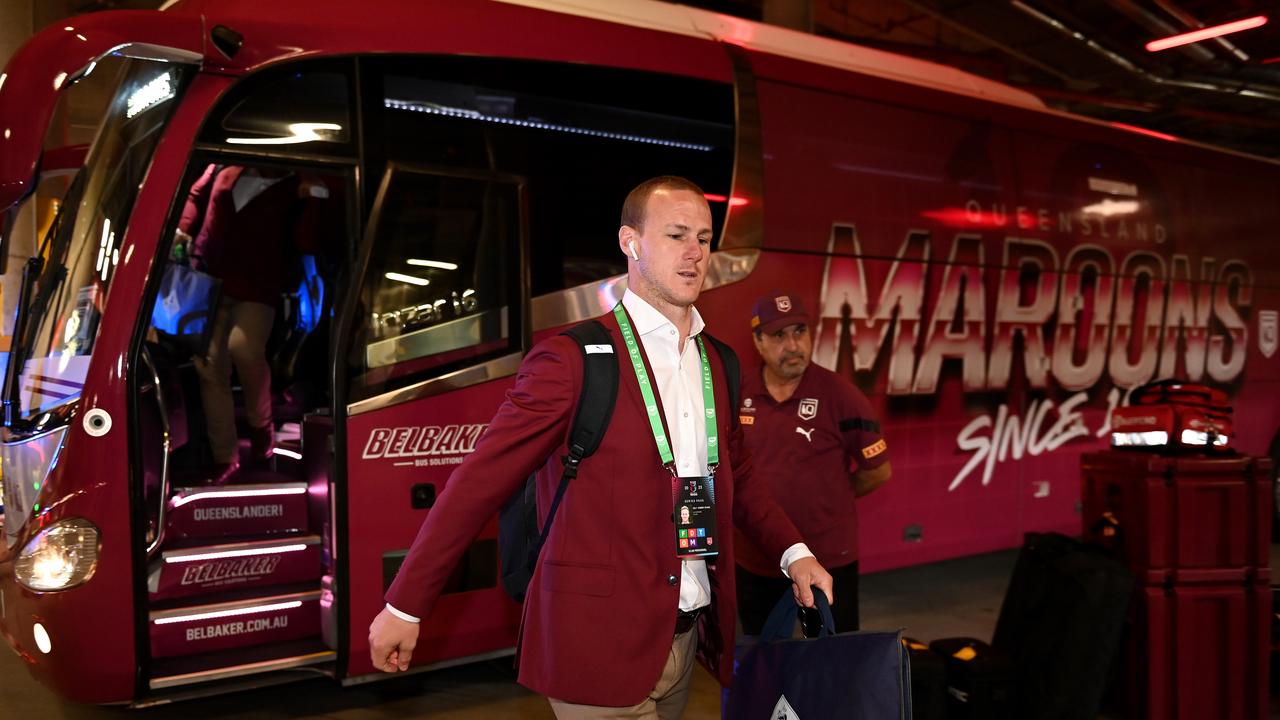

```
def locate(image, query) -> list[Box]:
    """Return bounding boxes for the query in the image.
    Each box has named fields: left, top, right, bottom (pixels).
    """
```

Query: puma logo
left=796, top=427, right=814, bottom=442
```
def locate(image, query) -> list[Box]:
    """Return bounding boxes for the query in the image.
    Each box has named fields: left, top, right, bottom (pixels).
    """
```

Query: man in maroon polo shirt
left=734, top=291, right=892, bottom=634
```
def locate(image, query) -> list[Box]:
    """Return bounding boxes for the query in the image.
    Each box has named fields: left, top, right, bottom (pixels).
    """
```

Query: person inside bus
left=734, top=292, right=892, bottom=635
left=175, top=163, right=329, bottom=484
left=367, top=176, right=835, bottom=717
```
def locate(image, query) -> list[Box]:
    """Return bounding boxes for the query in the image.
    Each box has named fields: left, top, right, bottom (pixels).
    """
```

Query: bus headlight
left=14, top=518, right=100, bottom=591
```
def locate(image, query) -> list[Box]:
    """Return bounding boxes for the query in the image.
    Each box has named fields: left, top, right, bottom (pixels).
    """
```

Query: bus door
left=340, top=164, right=531, bottom=678
left=133, top=59, right=358, bottom=695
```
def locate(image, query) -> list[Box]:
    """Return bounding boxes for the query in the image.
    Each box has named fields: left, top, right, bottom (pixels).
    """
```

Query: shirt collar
left=621, top=288, right=705, bottom=339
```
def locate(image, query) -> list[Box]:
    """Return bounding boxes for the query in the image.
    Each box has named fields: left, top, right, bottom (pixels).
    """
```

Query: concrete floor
left=1, top=547, right=1271, bottom=718
left=0, top=549, right=1014, bottom=718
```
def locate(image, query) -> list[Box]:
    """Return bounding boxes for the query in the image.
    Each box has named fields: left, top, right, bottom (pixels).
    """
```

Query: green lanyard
left=613, top=304, right=719, bottom=471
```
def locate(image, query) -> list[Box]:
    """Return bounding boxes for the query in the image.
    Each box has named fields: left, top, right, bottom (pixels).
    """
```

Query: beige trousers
left=194, top=299, right=275, bottom=464
left=549, top=628, right=697, bottom=719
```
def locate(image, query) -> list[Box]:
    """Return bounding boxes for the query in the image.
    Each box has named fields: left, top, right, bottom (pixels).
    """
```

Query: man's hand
left=786, top=556, right=834, bottom=609
left=171, top=229, right=192, bottom=263
left=368, top=607, right=419, bottom=672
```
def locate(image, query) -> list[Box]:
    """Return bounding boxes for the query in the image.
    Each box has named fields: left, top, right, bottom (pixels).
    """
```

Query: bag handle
left=758, top=584, right=837, bottom=642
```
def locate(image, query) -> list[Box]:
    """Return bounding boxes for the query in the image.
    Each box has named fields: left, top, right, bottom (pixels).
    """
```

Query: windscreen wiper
left=2, top=170, right=83, bottom=427
left=3, top=256, right=43, bottom=428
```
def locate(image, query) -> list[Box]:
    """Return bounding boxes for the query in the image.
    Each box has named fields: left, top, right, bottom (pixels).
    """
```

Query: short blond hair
left=620, top=176, right=706, bottom=232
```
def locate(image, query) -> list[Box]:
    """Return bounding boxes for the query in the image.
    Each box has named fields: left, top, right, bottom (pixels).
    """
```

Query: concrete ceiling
left=693, top=0, right=1280, bottom=158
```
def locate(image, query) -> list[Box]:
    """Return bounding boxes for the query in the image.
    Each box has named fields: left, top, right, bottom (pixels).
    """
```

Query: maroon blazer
left=385, top=310, right=802, bottom=706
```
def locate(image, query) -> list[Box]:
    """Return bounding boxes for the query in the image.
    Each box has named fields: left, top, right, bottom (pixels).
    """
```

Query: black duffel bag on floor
left=992, top=531, right=1134, bottom=720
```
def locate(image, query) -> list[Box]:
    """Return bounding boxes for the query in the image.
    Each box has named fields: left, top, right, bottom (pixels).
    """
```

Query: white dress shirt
left=618, top=291, right=811, bottom=612
left=385, top=289, right=812, bottom=623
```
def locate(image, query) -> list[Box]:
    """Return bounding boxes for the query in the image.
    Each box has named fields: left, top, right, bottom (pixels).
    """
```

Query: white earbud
left=628, top=241, right=639, bottom=261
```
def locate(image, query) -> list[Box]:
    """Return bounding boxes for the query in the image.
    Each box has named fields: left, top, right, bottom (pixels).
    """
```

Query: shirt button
left=683, top=412, right=689, bottom=418
left=667, top=575, right=678, bottom=586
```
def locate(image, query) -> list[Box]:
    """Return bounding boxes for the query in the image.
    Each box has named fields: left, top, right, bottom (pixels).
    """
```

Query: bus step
left=150, top=589, right=321, bottom=659
left=147, top=638, right=334, bottom=693
left=166, top=481, right=309, bottom=540
left=148, top=535, right=322, bottom=602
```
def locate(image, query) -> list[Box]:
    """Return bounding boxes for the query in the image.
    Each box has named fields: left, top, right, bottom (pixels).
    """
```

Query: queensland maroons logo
left=797, top=398, right=819, bottom=421
left=813, top=223, right=1253, bottom=395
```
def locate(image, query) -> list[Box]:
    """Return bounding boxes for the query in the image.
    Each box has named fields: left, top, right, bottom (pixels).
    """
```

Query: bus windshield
left=5, top=57, right=188, bottom=423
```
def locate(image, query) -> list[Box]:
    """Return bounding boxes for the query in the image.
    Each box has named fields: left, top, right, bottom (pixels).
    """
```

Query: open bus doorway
left=133, top=156, right=354, bottom=689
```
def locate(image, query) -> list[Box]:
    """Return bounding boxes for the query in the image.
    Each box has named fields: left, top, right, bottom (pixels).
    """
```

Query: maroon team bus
left=0, top=0, right=1276, bottom=705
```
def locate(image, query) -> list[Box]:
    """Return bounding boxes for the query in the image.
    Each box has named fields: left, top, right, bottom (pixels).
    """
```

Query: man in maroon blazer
left=368, top=176, right=833, bottom=717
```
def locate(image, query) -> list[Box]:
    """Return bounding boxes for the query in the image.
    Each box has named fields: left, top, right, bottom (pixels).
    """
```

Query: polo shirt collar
left=621, top=288, right=705, bottom=339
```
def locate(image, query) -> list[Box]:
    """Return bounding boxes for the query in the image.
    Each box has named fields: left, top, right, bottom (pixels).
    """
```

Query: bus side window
left=348, top=168, right=524, bottom=403
left=370, top=56, right=735, bottom=298
left=196, top=59, right=354, bottom=158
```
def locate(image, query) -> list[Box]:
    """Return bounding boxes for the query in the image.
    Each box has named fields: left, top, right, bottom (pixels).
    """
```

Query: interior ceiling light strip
left=384, top=99, right=713, bottom=152
left=1146, top=15, right=1268, bottom=52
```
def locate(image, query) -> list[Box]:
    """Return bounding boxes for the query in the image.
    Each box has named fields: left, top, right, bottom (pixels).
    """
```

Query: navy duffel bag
left=724, top=587, right=912, bottom=719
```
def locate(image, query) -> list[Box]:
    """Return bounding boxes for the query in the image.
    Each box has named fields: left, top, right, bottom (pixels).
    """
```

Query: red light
left=711, top=14, right=757, bottom=47
left=1109, top=122, right=1178, bottom=142
left=1263, top=56, right=1280, bottom=64
left=704, top=193, right=749, bottom=207
left=920, top=207, right=1009, bottom=229
left=1146, top=15, right=1267, bottom=52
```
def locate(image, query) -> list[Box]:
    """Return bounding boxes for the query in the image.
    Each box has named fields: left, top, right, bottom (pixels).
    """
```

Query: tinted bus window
left=350, top=167, right=525, bottom=403
left=197, top=59, right=355, bottom=157
left=367, top=57, right=734, bottom=295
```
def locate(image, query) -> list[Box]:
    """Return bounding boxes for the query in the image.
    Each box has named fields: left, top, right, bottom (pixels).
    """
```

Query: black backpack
left=497, top=319, right=740, bottom=602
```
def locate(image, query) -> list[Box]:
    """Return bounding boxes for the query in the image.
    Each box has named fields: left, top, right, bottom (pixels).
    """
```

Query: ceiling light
left=385, top=272, right=429, bottom=287
left=225, top=122, right=342, bottom=145
left=1081, top=199, right=1139, bottom=216
left=406, top=259, right=458, bottom=270
left=1146, top=16, right=1268, bottom=52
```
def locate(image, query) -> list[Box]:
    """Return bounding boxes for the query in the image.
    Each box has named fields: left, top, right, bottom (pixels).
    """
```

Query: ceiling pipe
left=1025, top=85, right=1160, bottom=111
left=1011, top=0, right=1280, bottom=102
left=1030, top=84, right=1280, bottom=129
left=887, top=0, right=1080, bottom=85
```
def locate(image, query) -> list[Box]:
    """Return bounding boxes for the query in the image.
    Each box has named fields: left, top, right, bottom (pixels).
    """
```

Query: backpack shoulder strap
left=561, top=319, right=619, bottom=463
left=701, top=331, right=741, bottom=414
left=535, top=319, right=619, bottom=557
